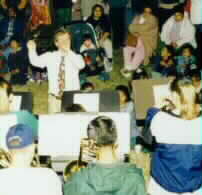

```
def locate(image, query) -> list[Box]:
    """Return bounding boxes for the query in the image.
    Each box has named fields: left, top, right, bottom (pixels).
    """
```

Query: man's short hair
left=87, top=116, right=117, bottom=146
left=54, top=28, right=71, bottom=42
left=6, top=124, right=35, bottom=149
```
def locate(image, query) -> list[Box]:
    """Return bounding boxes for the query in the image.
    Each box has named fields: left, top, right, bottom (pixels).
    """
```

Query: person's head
left=83, top=34, right=94, bottom=48
left=87, top=116, right=117, bottom=148
left=190, top=71, right=201, bottom=90
left=0, top=78, right=13, bottom=113
left=8, top=7, right=17, bottom=18
left=65, top=104, right=86, bottom=112
left=174, top=10, right=184, bottom=22
left=161, top=45, right=175, bottom=58
left=54, top=29, right=71, bottom=53
left=6, top=124, right=36, bottom=167
left=169, top=77, right=200, bottom=120
left=143, top=6, right=153, bottom=15
left=180, top=44, right=194, bottom=57
left=91, top=4, right=104, bottom=19
left=10, top=39, right=21, bottom=51
left=115, top=85, right=131, bottom=105
left=81, top=82, right=95, bottom=92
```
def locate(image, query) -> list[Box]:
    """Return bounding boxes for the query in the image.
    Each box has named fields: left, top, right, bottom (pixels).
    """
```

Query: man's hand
left=27, top=40, right=37, bottom=50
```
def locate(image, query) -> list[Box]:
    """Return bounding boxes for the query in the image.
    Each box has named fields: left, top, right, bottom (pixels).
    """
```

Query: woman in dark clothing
left=86, top=4, right=113, bottom=70
left=8, top=39, right=28, bottom=85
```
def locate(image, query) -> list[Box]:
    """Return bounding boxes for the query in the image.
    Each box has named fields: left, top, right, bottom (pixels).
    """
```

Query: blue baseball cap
left=6, top=124, right=35, bottom=149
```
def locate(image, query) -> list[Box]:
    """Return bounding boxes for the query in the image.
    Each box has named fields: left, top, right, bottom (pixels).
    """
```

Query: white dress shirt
left=28, top=49, right=85, bottom=95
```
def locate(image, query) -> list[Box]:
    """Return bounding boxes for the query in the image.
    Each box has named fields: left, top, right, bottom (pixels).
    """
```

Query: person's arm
left=176, top=22, right=196, bottom=48
left=68, top=50, right=85, bottom=70
left=141, top=107, right=160, bottom=145
left=27, top=40, right=50, bottom=69
left=1, top=0, right=7, bottom=9
left=18, top=0, right=28, bottom=9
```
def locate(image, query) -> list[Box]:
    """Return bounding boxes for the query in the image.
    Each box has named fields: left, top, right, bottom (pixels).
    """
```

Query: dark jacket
left=107, top=0, right=129, bottom=8
left=0, top=16, right=25, bottom=41
left=64, top=162, right=146, bottom=195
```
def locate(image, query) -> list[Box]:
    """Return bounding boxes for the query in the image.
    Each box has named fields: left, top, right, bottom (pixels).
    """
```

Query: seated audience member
left=65, top=103, right=86, bottom=112
left=129, top=5, right=158, bottom=65
left=161, top=9, right=197, bottom=49
left=115, top=85, right=139, bottom=147
left=86, top=4, right=113, bottom=69
left=29, top=0, right=52, bottom=31
left=0, top=124, right=63, bottom=195
left=154, top=45, right=177, bottom=77
left=0, top=78, right=38, bottom=137
left=80, top=34, right=96, bottom=53
left=81, top=81, right=95, bottom=92
left=0, top=7, right=25, bottom=47
left=121, top=34, right=145, bottom=78
left=64, top=116, right=146, bottom=195
left=142, top=77, right=202, bottom=194
left=8, top=39, right=29, bottom=85
left=175, top=44, right=197, bottom=77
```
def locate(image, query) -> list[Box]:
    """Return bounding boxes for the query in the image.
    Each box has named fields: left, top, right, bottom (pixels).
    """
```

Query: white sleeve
left=28, top=49, right=51, bottom=68
left=68, top=50, right=85, bottom=70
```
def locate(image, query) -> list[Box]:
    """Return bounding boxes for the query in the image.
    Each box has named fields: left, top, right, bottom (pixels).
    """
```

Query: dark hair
left=81, top=82, right=95, bottom=91
left=132, top=68, right=149, bottom=80
left=180, top=44, right=195, bottom=56
left=65, top=104, right=86, bottom=112
left=174, top=5, right=185, bottom=15
left=87, top=116, right=117, bottom=146
left=115, top=85, right=131, bottom=102
left=0, top=78, right=12, bottom=96
left=83, top=34, right=93, bottom=43
left=91, top=4, right=105, bottom=18
left=164, top=45, right=175, bottom=57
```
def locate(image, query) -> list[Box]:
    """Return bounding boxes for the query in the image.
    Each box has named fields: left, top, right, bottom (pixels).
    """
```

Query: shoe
left=120, top=68, right=132, bottom=79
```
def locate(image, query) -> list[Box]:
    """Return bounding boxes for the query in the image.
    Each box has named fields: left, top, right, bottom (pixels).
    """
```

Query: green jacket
left=107, top=0, right=129, bottom=8
left=64, top=162, right=146, bottom=195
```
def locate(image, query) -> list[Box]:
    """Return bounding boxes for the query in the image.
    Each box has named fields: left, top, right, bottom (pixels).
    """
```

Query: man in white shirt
left=0, top=124, right=63, bottom=195
left=27, top=29, right=85, bottom=113
left=161, top=10, right=196, bottom=49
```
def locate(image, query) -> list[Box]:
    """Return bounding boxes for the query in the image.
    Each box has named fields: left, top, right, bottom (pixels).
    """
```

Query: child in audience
left=176, top=44, right=197, bottom=77
left=80, top=34, right=96, bottom=53
left=155, top=45, right=176, bottom=77
left=115, top=85, right=139, bottom=148
left=8, top=39, right=29, bottom=85
left=81, top=82, right=95, bottom=92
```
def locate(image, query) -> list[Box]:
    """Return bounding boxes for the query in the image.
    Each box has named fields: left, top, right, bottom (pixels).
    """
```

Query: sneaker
left=120, top=68, right=132, bottom=79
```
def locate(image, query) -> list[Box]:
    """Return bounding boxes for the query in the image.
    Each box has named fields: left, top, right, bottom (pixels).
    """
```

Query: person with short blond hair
left=27, top=29, right=85, bottom=113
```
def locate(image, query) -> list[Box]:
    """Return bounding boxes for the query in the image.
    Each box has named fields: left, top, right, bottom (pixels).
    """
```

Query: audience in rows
left=0, top=0, right=201, bottom=194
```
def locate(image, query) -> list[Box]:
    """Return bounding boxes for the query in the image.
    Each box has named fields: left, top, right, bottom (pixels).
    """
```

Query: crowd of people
left=0, top=0, right=202, bottom=195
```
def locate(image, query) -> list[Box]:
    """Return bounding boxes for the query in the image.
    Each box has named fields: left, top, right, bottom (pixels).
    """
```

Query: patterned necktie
left=58, top=56, right=65, bottom=98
